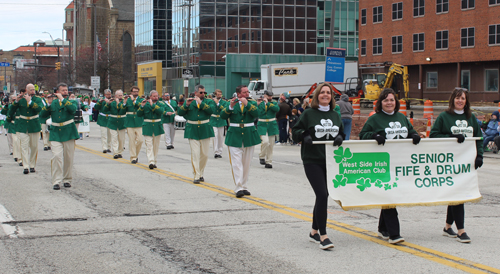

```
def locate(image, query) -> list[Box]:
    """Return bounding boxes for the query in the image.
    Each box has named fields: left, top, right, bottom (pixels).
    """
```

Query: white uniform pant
left=50, top=139, right=75, bottom=186
left=110, top=128, right=126, bottom=156
left=127, top=127, right=143, bottom=161
left=213, top=126, right=224, bottom=156
left=41, top=124, right=50, bottom=148
left=13, top=132, right=21, bottom=162
left=100, top=126, right=112, bottom=151
left=144, top=134, right=161, bottom=165
left=7, top=133, right=13, bottom=153
left=189, top=138, right=210, bottom=179
left=228, top=145, right=255, bottom=193
left=259, top=134, right=277, bottom=164
left=163, top=123, right=175, bottom=146
left=20, top=132, right=39, bottom=169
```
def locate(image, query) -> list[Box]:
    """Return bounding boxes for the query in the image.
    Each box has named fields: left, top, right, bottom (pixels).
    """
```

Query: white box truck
left=248, top=61, right=358, bottom=98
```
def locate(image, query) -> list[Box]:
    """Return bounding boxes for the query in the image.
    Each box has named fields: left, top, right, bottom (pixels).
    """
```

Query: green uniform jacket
left=292, top=108, right=344, bottom=165
left=1, top=104, right=10, bottom=130
left=257, top=100, right=280, bottom=136
left=40, top=98, right=80, bottom=142
left=137, top=102, right=165, bottom=136
left=39, top=98, right=50, bottom=124
left=9, top=96, right=43, bottom=133
left=221, top=100, right=261, bottom=147
left=94, top=99, right=110, bottom=127
left=124, top=97, right=144, bottom=128
left=210, top=99, right=228, bottom=128
left=430, top=111, right=483, bottom=156
left=106, top=100, right=127, bottom=130
left=161, top=99, right=178, bottom=124
left=359, top=111, right=417, bottom=140
left=178, top=98, right=215, bottom=140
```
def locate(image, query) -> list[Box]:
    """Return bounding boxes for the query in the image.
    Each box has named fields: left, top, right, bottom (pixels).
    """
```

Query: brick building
left=358, top=0, right=500, bottom=102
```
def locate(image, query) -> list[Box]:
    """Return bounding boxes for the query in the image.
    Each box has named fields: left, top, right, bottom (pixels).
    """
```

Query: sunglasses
left=454, top=87, right=468, bottom=93
left=199, top=92, right=207, bottom=94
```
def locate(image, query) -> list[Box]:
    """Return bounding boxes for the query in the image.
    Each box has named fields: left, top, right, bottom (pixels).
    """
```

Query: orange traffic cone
left=426, top=118, right=432, bottom=137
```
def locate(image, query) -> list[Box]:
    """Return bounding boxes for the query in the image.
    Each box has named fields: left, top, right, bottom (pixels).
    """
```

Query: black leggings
left=304, top=163, right=329, bottom=235
left=446, top=204, right=465, bottom=230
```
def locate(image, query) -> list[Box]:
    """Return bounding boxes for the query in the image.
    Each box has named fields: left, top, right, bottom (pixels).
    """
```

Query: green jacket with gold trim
left=94, top=99, right=110, bottom=127
left=161, top=99, right=178, bottom=124
left=40, top=98, right=80, bottom=142
left=177, top=98, right=215, bottom=140
left=257, top=100, right=280, bottom=136
left=210, top=99, right=228, bottom=128
left=137, top=101, right=165, bottom=136
left=1, top=104, right=10, bottom=130
left=220, top=99, right=261, bottom=147
left=124, top=97, right=144, bottom=128
left=39, top=97, right=50, bottom=124
left=106, top=100, right=127, bottom=130
left=8, top=95, right=43, bottom=133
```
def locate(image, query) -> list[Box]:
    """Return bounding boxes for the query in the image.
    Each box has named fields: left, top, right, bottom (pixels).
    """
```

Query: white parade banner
left=78, top=114, right=90, bottom=133
left=323, top=138, right=482, bottom=211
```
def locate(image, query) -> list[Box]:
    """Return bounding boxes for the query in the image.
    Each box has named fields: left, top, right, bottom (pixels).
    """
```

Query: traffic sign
left=0, top=62, right=10, bottom=67
left=3, top=86, right=7, bottom=91
left=182, top=68, right=193, bottom=79
left=91, top=76, right=100, bottom=90
left=325, top=48, right=346, bottom=83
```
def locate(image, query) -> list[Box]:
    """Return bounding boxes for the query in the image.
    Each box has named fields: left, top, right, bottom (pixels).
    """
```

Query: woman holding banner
left=359, top=88, right=421, bottom=245
left=430, top=87, right=483, bottom=243
left=292, top=83, right=344, bottom=250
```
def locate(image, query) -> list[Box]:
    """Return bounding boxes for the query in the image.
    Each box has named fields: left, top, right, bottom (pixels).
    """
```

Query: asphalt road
left=0, top=121, right=499, bottom=274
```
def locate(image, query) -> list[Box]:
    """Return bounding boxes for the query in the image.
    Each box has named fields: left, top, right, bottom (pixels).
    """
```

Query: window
left=427, top=72, right=438, bottom=88
left=218, top=41, right=222, bottom=51
left=461, top=0, right=475, bottom=9
left=361, top=40, right=366, bottom=56
left=373, top=6, right=382, bottom=23
left=461, top=27, right=475, bottom=47
left=437, top=0, right=449, bottom=13
left=234, top=35, right=238, bottom=48
left=436, top=30, right=448, bottom=50
left=392, top=2, right=403, bottom=20
left=413, top=33, right=425, bottom=51
left=392, top=35, right=403, bottom=53
left=485, top=69, right=499, bottom=91
left=489, top=24, right=500, bottom=45
left=461, top=70, right=470, bottom=90
left=228, top=37, right=232, bottom=48
left=414, top=0, right=425, bottom=17
left=490, top=0, right=500, bottom=5
left=361, top=9, right=367, bottom=25
left=242, top=33, right=246, bottom=45
left=373, top=38, right=383, bottom=55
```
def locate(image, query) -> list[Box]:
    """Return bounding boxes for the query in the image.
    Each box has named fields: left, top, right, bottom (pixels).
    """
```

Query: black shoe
left=319, top=238, right=334, bottom=250
left=259, top=159, right=266, bottom=165
left=118, top=154, right=123, bottom=158
left=214, top=154, right=218, bottom=158
left=29, top=168, right=35, bottom=173
left=378, top=231, right=390, bottom=240
left=457, top=232, right=471, bottom=243
left=44, top=147, right=48, bottom=151
left=10, top=152, right=13, bottom=155
left=235, top=190, right=245, bottom=198
left=103, top=150, right=107, bottom=153
left=23, top=169, right=29, bottom=174
left=171, top=146, right=174, bottom=149
left=200, top=177, right=204, bottom=182
left=131, top=159, right=137, bottom=164
left=48, top=147, right=51, bottom=150
left=63, top=183, right=71, bottom=188
left=242, top=190, right=251, bottom=196
left=309, top=233, right=321, bottom=243
left=113, top=155, right=119, bottom=159
left=149, top=164, right=155, bottom=169
left=265, top=164, right=272, bottom=169
left=167, top=145, right=172, bottom=150
left=193, top=179, right=201, bottom=184
left=14, top=158, right=17, bottom=162
left=106, top=149, right=112, bottom=153
left=217, top=154, right=222, bottom=158
left=19, top=162, right=23, bottom=166
left=53, top=184, right=60, bottom=190
left=153, top=164, right=157, bottom=168
left=388, top=235, right=405, bottom=244
left=443, top=227, right=458, bottom=238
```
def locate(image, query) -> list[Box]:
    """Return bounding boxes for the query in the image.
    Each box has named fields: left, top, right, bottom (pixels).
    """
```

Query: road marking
left=0, top=204, right=24, bottom=238
left=76, top=145, right=500, bottom=274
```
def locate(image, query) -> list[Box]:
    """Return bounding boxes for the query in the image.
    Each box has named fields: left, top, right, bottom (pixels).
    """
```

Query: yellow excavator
left=362, top=63, right=409, bottom=100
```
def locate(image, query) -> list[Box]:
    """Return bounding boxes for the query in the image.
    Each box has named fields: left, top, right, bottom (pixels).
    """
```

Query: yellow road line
left=76, top=144, right=500, bottom=274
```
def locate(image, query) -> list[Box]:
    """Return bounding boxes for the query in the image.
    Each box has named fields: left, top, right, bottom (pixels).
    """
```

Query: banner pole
left=313, top=137, right=482, bottom=145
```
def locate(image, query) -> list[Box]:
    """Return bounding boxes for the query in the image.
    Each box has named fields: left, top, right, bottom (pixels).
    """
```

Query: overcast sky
left=0, top=1, right=69, bottom=51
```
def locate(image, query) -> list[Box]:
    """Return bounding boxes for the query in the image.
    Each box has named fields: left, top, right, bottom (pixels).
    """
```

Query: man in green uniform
left=161, top=92, right=178, bottom=150
left=210, top=89, right=228, bottom=158
left=124, top=86, right=144, bottom=164
left=40, top=83, right=80, bottom=190
left=40, top=91, right=52, bottom=151
left=178, top=85, right=214, bottom=184
left=137, top=90, right=165, bottom=169
left=220, top=85, right=261, bottom=198
left=105, top=90, right=127, bottom=159
left=1, top=96, right=14, bottom=155
left=9, top=84, right=43, bottom=174
left=257, top=90, right=280, bottom=168
left=94, top=89, right=112, bottom=153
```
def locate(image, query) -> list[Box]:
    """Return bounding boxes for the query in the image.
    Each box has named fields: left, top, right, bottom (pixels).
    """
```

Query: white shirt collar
left=318, top=105, right=330, bottom=112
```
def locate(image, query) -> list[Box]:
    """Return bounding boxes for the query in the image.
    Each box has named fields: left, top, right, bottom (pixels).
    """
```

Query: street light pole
left=43, top=32, right=61, bottom=83
left=3, top=58, right=7, bottom=92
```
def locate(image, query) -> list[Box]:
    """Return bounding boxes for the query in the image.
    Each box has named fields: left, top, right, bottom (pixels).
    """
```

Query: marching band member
left=257, top=90, right=279, bottom=168
left=94, top=89, right=112, bottom=153
left=161, top=92, right=178, bottom=150
left=210, top=89, right=228, bottom=158
left=137, top=90, right=165, bottom=169
left=105, top=90, right=127, bottom=159
left=124, top=86, right=144, bottom=164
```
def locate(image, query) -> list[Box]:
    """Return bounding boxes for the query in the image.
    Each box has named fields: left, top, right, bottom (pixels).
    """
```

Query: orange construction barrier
left=498, top=102, right=500, bottom=113
left=426, top=118, right=432, bottom=137
left=369, top=100, right=377, bottom=116
left=399, top=100, right=407, bottom=116
left=423, top=100, right=434, bottom=119
left=353, top=99, right=360, bottom=115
